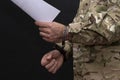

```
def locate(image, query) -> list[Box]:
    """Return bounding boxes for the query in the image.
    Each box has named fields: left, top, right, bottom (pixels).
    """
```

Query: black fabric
left=0, top=0, right=79, bottom=80
left=44, top=0, right=79, bottom=25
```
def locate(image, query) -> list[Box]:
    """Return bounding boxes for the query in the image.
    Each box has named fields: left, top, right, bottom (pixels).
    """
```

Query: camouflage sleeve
left=68, top=1, right=120, bottom=45
left=56, top=41, right=72, bottom=59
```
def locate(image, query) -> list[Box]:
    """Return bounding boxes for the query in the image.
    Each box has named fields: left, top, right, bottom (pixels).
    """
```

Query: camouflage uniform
left=67, top=0, right=120, bottom=80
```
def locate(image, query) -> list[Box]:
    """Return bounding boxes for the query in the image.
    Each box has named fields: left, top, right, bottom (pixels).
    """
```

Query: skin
left=41, top=50, right=64, bottom=74
left=35, top=21, right=66, bottom=73
left=35, top=21, right=65, bottom=43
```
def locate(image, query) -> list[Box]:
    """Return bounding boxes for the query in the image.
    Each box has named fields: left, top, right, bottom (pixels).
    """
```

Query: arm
left=35, top=3, right=120, bottom=46
left=50, top=1, right=120, bottom=58
left=67, top=2, right=120, bottom=45
left=35, top=1, right=120, bottom=60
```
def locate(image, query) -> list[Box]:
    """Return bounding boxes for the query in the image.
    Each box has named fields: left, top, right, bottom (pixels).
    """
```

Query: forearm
left=67, top=29, right=108, bottom=45
left=66, top=3, right=120, bottom=45
left=67, top=23, right=120, bottom=46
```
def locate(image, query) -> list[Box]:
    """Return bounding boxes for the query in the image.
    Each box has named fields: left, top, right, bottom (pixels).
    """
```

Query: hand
left=35, top=21, right=65, bottom=43
left=41, top=50, right=64, bottom=74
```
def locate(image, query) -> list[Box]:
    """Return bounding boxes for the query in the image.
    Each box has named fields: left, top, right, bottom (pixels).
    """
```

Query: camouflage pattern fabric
left=67, top=0, right=120, bottom=80
left=73, top=43, right=120, bottom=80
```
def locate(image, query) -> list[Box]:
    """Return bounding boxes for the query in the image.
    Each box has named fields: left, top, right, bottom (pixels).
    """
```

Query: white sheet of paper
left=11, top=0, right=60, bottom=22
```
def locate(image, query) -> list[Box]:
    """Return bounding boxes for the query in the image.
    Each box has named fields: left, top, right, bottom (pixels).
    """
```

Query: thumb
left=41, top=52, right=53, bottom=66
left=46, top=53, right=53, bottom=60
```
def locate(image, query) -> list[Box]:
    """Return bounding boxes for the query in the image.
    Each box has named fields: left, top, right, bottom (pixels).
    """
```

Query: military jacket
left=67, top=0, right=120, bottom=80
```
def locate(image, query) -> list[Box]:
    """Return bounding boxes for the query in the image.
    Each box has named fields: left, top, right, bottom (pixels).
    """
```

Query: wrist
left=62, top=26, right=72, bottom=48
left=64, top=26, right=72, bottom=41
left=62, top=26, right=67, bottom=48
left=54, top=44, right=66, bottom=61
left=55, top=41, right=73, bottom=61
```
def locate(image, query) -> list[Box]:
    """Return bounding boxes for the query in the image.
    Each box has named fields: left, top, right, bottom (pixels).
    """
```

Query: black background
left=0, top=0, right=79, bottom=80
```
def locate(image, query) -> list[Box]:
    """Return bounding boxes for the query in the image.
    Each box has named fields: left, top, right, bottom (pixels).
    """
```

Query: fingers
left=42, top=37, right=54, bottom=42
left=48, top=61, right=58, bottom=74
left=45, top=59, right=56, bottom=69
left=35, top=21, right=64, bottom=43
left=45, top=59, right=59, bottom=74
left=52, top=62, right=59, bottom=74
left=41, top=53, right=52, bottom=66
left=35, top=21, right=51, bottom=28
left=41, top=50, right=64, bottom=74
left=40, top=32, right=55, bottom=42
left=41, top=50, right=58, bottom=66
left=39, top=28, right=50, bottom=34
left=53, top=59, right=62, bottom=73
left=40, top=32, right=50, bottom=38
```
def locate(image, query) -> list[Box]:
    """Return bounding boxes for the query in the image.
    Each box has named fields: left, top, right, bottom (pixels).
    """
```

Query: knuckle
left=48, top=23, right=52, bottom=27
